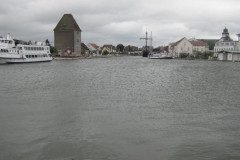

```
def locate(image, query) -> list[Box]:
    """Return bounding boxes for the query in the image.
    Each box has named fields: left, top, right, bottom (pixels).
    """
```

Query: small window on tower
left=63, top=24, right=66, bottom=29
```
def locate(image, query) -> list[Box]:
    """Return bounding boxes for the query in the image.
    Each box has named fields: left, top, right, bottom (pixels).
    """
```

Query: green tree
left=116, top=44, right=125, bottom=52
left=102, top=50, right=109, bottom=55
left=50, top=46, right=58, bottom=55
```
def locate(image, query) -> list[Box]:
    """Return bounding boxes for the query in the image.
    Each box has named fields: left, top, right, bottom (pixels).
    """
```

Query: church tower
left=53, top=14, right=82, bottom=56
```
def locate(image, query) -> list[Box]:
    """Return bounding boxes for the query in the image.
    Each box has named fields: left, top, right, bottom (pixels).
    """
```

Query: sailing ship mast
left=140, top=30, right=152, bottom=57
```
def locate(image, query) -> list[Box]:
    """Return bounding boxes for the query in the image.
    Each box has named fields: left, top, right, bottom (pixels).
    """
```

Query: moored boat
left=149, top=52, right=173, bottom=59
left=0, top=34, right=52, bottom=63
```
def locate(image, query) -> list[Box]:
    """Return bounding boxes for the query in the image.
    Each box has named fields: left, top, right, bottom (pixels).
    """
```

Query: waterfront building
left=101, top=44, right=116, bottom=53
left=213, top=27, right=235, bottom=57
left=214, top=27, right=240, bottom=61
left=53, top=14, right=82, bottom=56
left=81, top=43, right=90, bottom=56
left=88, top=43, right=100, bottom=56
left=169, top=37, right=193, bottom=57
left=168, top=37, right=208, bottom=57
left=189, top=38, right=209, bottom=56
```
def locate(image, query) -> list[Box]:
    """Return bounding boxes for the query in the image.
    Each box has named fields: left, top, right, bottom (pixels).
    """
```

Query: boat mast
left=140, top=29, right=152, bottom=57
left=146, top=31, right=147, bottom=52
left=150, top=31, right=152, bottom=52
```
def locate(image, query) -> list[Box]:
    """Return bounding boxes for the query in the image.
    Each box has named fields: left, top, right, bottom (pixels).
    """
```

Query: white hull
left=149, top=56, right=173, bottom=59
left=2, top=57, right=52, bottom=63
left=0, top=33, right=52, bottom=64
left=149, top=53, right=173, bottom=59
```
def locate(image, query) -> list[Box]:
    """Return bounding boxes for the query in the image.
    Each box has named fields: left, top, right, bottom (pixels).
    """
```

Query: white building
left=214, top=28, right=240, bottom=61
left=189, top=38, right=209, bottom=55
left=169, top=37, right=208, bottom=57
left=214, top=27, right=235, bottom=57
left=87, top=43, right=101, bottom=56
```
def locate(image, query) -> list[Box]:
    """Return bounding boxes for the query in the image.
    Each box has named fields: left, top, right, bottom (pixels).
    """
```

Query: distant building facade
left=88, top=43, right=100, bottom=56
left=214, top=28, right=240, bottom=61
left=53, top=14, right=82, bottom=56
left=168, top=37, right=208, bottom=57
left=101, top=44, right=116, bottom=53
left=214, top=27, right=235, bottom=57
left=189, top=38, right=209, bottom=56
left=81, top=43, right=90, bottom=56
left=169, top=37, right=193, bottom=57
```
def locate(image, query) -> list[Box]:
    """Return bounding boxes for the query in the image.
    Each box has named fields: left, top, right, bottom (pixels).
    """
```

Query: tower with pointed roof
left=214, top=27, right=235, bottom=57
left=53, top=14, right=82, bottom=55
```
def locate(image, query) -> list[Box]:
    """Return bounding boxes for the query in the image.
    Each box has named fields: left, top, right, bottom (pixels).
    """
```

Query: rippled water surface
left=1, top=56, right=240, bottom=160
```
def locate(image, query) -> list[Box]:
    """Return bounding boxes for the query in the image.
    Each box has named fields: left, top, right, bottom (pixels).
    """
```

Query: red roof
left=89, top=43, right=99, bottom=50
left=172, top=37, right=185, bottom=47
left=190, top=41, right=207, bottom=46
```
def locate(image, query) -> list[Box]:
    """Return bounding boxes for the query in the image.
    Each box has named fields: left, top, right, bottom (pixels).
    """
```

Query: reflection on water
left=0, top=57, right=240, bottom=160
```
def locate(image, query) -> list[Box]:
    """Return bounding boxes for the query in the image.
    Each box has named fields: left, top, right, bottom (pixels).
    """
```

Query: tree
left=116, top=44, right=124, bottom=52
left=102, top=50, right=109, bottom=55
left=50, top=46, right=58, bottom=54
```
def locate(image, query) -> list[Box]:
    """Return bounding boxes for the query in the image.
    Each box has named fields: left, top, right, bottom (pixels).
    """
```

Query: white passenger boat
left=0, top=34, right=52, bottom=63
left=149, top=52, right=173, bottom=59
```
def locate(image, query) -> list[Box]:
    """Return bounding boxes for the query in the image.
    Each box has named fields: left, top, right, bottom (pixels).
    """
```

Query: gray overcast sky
left=1, top=0, right=240, bottom=48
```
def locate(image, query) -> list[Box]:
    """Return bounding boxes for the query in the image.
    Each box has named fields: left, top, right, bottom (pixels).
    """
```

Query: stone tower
left=54, top=14, right=82, bottom=55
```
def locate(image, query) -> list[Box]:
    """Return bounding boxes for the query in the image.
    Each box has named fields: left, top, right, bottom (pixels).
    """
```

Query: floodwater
left=0, top=56, right=240, bottom=160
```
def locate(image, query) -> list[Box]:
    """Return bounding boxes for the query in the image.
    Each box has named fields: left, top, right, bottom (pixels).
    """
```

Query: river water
left=0, top=56, right=240, bottom=160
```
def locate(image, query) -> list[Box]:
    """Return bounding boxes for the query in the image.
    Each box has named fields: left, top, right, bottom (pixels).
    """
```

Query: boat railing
left=16, top=40, right=47, bottom=46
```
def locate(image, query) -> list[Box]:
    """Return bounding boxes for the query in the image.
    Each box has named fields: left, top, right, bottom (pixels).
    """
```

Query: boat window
left=35, top=55, right=37, bottom=58
left=24, top=47, right=27, bottom=50
left=18, top=47, right=22, bottom=50
left=5, top=40, right=8, bottom=43
left=31, top=47, right=33, bottom=50
left=32, top=55, right=34, bottom=58
left=9, top=41, right=13, bottom=44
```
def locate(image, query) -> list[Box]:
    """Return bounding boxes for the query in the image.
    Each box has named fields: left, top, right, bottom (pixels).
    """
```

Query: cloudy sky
left=1, top=0, right=240, bottom=48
